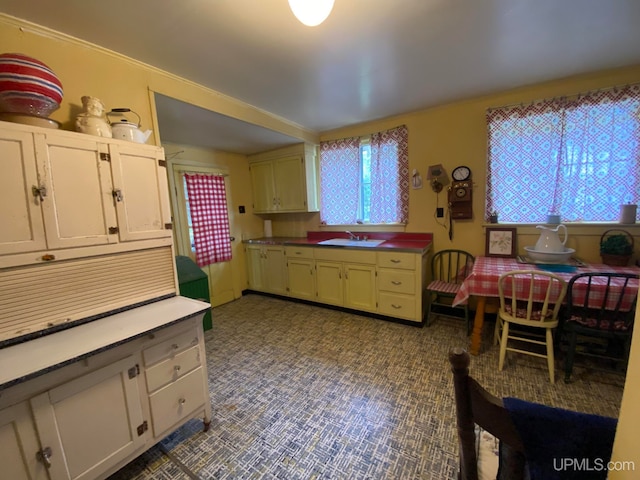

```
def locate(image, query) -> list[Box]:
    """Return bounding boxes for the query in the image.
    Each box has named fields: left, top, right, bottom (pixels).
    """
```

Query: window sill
left=483, top=222, right=640, bottom=235
left=318, top=223, right=406, bottom=233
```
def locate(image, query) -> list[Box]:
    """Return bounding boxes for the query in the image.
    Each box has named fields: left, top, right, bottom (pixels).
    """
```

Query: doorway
left=171, top=164, right=239, bottom=307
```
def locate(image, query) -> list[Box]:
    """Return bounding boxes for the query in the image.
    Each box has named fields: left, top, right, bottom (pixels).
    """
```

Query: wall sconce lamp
left=426, top=164, right=449, bottom=193
left=289, top=0, right=335, bottom=26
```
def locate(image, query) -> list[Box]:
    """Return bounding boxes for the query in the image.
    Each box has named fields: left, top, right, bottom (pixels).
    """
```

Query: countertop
left=244, top=231, right=432, bottom=254
left=0, top=296, right=210, bottom=390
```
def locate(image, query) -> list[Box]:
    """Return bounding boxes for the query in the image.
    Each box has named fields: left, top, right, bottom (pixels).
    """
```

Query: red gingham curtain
left=184, top=173, right=232, bottom=267
left=486, top=84, right=640, bottom=222
left=370, top=125, right=409, bottom=223
left=319, top=137, right=360, bottom=224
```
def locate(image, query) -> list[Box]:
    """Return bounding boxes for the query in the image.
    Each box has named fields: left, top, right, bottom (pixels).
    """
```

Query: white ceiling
left=2, top=0, right=640, bottom=154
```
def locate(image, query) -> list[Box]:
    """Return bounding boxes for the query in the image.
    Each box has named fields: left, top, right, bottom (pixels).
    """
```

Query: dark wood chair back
left=560, top=271, right=639, bottom=382
left=449, top=347, right=525, bottom=480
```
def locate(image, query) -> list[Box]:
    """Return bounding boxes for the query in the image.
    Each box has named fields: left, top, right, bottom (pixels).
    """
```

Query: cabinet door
left=274, top=155, right=305, bottom=211
left=287, top=257, right=315, bottom=300
left=344, top=263, right=377, bottom=312
left=0, top=128, right=47, bottom=255
left=31, top=356, right=145, bottom=480
left=34, top=134, right=118, bottom=249
left=250, top=161, right=276, bottom=213
left=316, top=260, right=344, bottom=306
left=263, top=246, right=287, bottom=295
left=0, top=401, right=50, bottom=480
left=246, top=244, right=266, bottom=290
left=109, top=143, right=172, bottom=242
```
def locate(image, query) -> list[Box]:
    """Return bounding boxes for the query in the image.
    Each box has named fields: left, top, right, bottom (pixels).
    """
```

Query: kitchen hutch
left=0, top=120, right=212, bottom=480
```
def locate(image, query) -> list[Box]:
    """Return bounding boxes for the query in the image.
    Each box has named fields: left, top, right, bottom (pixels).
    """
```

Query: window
left=319, top=125, right=409, bottom=225
left=486, top=85, right=640, bottom=223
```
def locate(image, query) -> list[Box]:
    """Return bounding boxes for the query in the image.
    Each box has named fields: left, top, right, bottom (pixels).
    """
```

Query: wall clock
left=452, top=166, right=471, bottom=182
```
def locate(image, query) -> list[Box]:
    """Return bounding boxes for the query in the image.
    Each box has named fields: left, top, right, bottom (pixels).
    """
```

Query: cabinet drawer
left=377, top=251, right=416, bottom=270
left=145, top=345, right=201, bottom=393
left=378, top=269, right=416, bottom=294
left=148, top=367, right=206, bottom=437
left=143, top=328, right=199, bottom=366
left=378, top=292, right=417, bottom=319
left=314, top=248, right=376, bottom=264
left=285, top=246, right=314, bottom=259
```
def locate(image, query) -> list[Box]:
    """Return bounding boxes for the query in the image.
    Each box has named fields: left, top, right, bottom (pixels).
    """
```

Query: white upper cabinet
left=0, top=121, right=172, bottom=267
left=0, top=128, right=47, bottom=255
left=34, top=133, right=118, bottom=249
left=109, top=142, right=172, bottom=242
left=248, top=143, right=319, bottom=214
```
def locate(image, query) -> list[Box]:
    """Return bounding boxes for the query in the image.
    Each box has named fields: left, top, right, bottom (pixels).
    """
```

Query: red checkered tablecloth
left=452, top=257, right=639, bottom=310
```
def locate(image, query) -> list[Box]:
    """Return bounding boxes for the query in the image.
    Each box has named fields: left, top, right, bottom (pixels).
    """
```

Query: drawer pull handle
left=391, top=281, right=402, bottom=285
left=179, top=397, right=187, bottom=405
left=174, top=365, right=181, bottom=371
left=391, top=304, right=402, bottom=309
left=171, top=343, right=179, bottom=350
left=390, top=259, right=401, bottom=263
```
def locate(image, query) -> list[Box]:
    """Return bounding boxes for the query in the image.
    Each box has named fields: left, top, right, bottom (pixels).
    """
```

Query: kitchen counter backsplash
left=244, top=231, right=432, bottom=254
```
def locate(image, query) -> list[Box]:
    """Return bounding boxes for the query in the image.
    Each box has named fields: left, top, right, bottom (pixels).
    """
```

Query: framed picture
left=485, top=227, right=517, bottom=258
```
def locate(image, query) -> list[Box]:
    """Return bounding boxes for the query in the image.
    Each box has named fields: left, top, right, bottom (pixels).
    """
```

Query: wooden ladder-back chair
left=559, top=272, right=639, bottom=383
left=426, top=249, right=474, bottom=331
left=494, top=270, right=567, bottom=383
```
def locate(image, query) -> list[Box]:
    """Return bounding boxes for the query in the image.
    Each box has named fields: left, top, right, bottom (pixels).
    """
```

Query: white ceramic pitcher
left=534, top=224, right=567, bottom=252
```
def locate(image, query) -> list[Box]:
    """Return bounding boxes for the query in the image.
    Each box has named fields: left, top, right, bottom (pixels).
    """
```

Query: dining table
left=452, top=256, right=640, bottom=355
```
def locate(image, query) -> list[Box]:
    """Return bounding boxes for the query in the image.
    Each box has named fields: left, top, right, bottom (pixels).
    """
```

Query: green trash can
left=175, top=256, right=212, bottom=331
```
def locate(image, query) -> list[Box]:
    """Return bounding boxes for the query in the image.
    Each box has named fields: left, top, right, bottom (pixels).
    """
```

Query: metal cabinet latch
left=36, top=446, right=52, bottom=468
left=112, top=189, right=123, bottom=202
left=32, top=185, right=47, bottom=202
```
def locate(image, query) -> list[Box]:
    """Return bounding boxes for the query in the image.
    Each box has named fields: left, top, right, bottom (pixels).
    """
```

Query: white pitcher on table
left=534, top=224, right=568, bottom=252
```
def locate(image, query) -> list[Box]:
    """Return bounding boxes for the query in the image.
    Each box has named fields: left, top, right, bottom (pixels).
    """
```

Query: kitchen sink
left=317, top=238, right=385, bottom=247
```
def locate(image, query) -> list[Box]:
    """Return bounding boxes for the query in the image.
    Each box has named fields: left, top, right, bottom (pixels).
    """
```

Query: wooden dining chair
left=426, top=249, right=474, bottom=331
left=494, top=270, right=567, bottom=383
left=559, top=272, right=639, bottom=383
left=450, top=347, right=526, bottom=480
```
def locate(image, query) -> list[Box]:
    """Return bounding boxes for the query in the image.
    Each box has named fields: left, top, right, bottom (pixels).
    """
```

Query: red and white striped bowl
left=0, top=53, right=63, bottom=118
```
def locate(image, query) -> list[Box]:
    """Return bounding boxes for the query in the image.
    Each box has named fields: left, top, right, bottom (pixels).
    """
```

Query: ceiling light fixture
left=288, top=0, right=335, bottom=27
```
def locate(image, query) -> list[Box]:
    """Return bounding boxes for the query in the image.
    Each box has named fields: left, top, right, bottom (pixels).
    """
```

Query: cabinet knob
left=179, top=397, right=187, bottom=405
left=174, top=365, right=181, bottom=371
left=171, top=343, right=179, bottom=350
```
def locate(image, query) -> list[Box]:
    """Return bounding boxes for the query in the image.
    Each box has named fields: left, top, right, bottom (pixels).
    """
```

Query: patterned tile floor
left=108, top=294, right=625, bottom=480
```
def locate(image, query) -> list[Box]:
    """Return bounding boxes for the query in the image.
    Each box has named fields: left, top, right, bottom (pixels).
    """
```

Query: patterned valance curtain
left=319, top=137, right=361, bottom=224
left=184, top=173, right=232, bottom=267
left=486, top=85, right=640, bottom=222
left=370, top=125, right=409, bottom=223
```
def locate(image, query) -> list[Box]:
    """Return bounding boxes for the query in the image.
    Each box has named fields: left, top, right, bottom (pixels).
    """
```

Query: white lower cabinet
left=30, top=356, right=146, bottom=480
left=0, top=315, right=211, bottom=480
left=0, top=401, right=47, bottom=480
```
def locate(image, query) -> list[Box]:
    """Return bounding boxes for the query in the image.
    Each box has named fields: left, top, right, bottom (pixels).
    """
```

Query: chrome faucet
left=344, top=230, right=367, bottom=241
left=345, top=230, right=360, bottom=241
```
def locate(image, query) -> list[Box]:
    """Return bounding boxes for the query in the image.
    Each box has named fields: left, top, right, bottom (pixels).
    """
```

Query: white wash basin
left=317, top=238, right=385, bottom=247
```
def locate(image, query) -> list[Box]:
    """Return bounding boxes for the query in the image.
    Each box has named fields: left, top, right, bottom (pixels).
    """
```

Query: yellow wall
left=298, top=66, right=640, bottom=260
left=610, top=301, right=640, bottom=478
